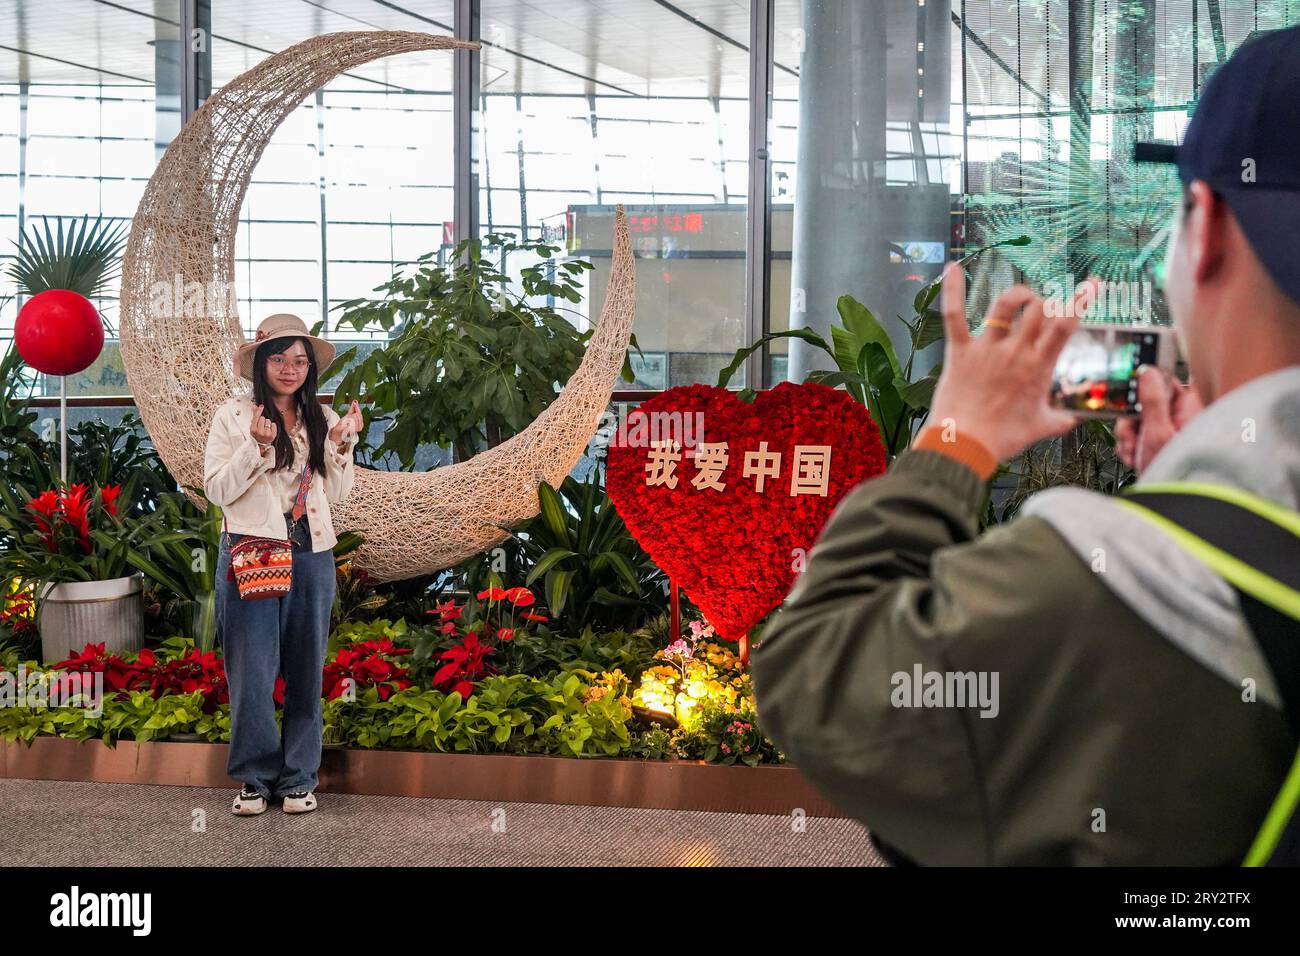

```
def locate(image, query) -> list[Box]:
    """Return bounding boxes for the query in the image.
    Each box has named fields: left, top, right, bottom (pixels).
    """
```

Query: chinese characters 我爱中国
left=641, top=440, right=832, bottom=497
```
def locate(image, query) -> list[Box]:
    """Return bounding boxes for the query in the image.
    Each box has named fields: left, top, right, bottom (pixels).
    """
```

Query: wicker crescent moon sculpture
left=117, top=31, right=638, bottom=583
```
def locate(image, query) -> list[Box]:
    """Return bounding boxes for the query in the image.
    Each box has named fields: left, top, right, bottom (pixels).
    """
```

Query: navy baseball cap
left=1135, top=25, right=1300, bottom=306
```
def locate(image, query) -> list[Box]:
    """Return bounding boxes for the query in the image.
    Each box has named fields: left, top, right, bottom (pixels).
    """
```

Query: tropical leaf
left=8, top=215, right=127, bottom=298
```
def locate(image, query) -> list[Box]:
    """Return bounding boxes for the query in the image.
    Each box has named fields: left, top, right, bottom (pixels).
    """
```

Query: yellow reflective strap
left=1128, top=481, right=1300, bottom=538
left=1243, top=746, right=1300, bottom=866
left=1112, top=498, right=1300, bottom=622
left=1114, top=493, right=1300, bottom=866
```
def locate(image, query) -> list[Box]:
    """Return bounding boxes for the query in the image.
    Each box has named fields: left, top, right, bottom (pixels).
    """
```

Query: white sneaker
left=232, top=784, right=267, bottom=816
left=281, top=789, right=317, bottom=814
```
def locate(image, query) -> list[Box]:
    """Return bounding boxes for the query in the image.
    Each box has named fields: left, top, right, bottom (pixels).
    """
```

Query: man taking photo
left=750, top=26, right=1300, bottom=866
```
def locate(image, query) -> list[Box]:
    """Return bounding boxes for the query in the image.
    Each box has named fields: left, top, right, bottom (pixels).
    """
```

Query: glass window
left=210, top=1, right=456, bottom=379
left=0, top=0, right=182, bottom=397
left=769, top=0, right=961, bottom=385
left=479, top=0, right=752, bottom=389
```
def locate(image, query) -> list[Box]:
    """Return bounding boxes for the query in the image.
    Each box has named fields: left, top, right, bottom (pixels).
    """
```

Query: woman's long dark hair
left=250, top=335, right=328, bottom=476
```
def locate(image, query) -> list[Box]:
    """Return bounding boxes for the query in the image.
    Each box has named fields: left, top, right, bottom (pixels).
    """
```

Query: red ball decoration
left=14, top=289, right=105, bottom=376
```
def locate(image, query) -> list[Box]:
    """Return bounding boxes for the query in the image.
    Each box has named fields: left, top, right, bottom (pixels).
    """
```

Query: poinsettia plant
left=48, top=638, right=258, bottom=712
left=322, top=637, right=413, bottom=701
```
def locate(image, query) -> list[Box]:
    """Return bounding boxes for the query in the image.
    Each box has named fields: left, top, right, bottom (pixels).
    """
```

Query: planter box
left=0, top=736, right=843, bottom=817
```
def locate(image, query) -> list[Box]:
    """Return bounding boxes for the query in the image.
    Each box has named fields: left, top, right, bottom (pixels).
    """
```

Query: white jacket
left=203, top=393, right=359, bottom=552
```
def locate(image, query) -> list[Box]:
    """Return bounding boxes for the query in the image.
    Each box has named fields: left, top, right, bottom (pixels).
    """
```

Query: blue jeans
left=216, top=512, right=336, bottom=799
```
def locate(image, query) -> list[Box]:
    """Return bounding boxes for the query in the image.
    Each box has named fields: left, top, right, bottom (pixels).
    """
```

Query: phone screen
left=1050, top=327, right=1164, bottom=417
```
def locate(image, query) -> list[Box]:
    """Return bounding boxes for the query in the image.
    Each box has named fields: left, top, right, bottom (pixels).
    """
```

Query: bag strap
left=1116, top=481, right=1300, bottom=866
left=1116, top=481, right=1300, bottom=726
left=291, top=462, right=313, bottom=522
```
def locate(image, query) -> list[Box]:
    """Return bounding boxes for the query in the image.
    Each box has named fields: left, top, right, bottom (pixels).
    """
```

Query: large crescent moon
left=118, top=31, right=637, bottom=583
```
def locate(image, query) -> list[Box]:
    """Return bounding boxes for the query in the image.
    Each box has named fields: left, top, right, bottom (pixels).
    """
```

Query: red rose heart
left=606, top=381, right=887, bottom=643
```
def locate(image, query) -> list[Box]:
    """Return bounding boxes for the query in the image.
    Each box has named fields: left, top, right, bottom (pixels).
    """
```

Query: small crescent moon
left=117, top=31, right=637, bottom=583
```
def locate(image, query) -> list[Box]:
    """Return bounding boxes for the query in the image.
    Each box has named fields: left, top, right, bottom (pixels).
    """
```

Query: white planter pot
left=37, top=573, right=144, bottom=665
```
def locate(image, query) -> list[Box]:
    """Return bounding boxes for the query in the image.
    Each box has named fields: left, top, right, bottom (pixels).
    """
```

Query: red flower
left=431, top=599, right=463, bottom=620
left=503, top=587, right=535, bottom=607
left=58, top=483, right=93, bottom=554
left=27, top=491, right=60, bottom=550
left=438, top=621, right=458, bottom=635
left=433, top=632, right=497, bottom=696
left=476, top=587, right=508, bottom=602
left=100, top=484, right=122, bottom=517
left=496, top=627, right=514, bottom=642
left=604, top=381, right=887, bottom=643
left=321, top=645, right=412, bottom=701
left=28, top=490, right=59, bottom=520
left=521, top=611, right=548, bottom=623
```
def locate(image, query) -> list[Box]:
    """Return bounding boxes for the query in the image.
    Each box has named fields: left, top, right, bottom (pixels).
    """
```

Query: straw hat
left=235, top=313, right=336, bottom=382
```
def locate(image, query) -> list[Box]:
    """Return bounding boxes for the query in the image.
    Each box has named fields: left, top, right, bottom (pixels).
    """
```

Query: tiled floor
left=0, top=778, right=884, bottom=866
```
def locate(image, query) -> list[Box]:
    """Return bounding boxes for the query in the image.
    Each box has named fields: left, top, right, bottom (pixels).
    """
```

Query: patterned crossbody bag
left=223, top=461, right=313, bottom=600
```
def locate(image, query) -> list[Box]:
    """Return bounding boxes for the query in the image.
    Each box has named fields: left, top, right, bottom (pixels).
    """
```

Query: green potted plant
left=491, top=471, right=667, bottom=638
left=717, top=236, right=1031, bottom=460
left=329, top=232, right=639, bottom=467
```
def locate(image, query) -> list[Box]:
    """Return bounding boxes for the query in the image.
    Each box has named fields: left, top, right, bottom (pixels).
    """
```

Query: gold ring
left=984, top=318, right=1012, bottom=332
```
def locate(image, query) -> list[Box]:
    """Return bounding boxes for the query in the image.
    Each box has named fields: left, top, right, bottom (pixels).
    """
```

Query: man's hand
left=926, top=264, right=1101, bottom=463
left=1114, top=366, right=1204, bottom=474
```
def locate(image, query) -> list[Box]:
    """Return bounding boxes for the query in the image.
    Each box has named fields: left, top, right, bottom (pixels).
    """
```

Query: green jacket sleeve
left=750, top=448, right=994, bottom=864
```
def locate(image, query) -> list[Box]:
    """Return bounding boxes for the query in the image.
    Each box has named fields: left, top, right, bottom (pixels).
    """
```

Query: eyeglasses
left=267, top=355, right=311, bottom=372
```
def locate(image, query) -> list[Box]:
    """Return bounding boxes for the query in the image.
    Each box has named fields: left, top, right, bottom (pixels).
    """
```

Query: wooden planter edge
left=0, top=736, right=844, bottom=817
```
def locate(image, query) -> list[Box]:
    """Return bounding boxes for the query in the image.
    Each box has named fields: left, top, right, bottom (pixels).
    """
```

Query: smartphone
left=1049, top=325, right=1177, bottom=418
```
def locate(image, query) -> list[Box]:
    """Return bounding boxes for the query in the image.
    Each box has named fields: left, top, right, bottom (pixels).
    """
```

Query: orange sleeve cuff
left=912, top=426, right=998, bottom=481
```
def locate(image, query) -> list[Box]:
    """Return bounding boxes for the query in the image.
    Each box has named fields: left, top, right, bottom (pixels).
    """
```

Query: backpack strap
left=1116, top=481, right=1300, bottom=866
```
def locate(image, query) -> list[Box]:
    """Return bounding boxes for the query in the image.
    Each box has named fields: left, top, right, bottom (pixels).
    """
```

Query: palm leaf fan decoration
left=8, top=214, right=128, bottom=298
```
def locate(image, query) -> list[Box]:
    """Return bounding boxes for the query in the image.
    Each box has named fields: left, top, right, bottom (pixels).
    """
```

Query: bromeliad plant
left=0, top=481, right=213, bottom=629
left=717, top=237, right=1032, bottom=460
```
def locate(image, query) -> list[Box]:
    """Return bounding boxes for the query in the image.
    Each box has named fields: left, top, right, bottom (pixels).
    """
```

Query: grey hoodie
left=1020, top=365, right=1300, bottom=708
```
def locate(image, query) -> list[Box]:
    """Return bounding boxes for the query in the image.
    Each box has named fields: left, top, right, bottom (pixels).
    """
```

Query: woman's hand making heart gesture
left=329, top=400, right=364, bottom=445
left=249, top=403, right=278, bottom=447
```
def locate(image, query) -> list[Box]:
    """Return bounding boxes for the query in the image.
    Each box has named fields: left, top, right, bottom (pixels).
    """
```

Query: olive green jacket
left=751, top=370, right=1300, bottom=864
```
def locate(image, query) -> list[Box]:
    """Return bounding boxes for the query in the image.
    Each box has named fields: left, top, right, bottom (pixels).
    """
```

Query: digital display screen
left=1050, top=328, right=1162, bottom=416
left=890, top=241, right=946, bottom=264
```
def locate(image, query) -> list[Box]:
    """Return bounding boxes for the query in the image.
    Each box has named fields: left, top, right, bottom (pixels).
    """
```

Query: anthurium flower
left=521, top=611, right=548, bottom=623
left=503, top=587, right=535, bottom=607
left=496, top=627, right=514, bottom=642
left=476, top=587, right=508, bottom=602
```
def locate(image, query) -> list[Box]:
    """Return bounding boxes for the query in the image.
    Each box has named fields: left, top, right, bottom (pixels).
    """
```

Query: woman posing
left=203, top=313, right=363, bottom=817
